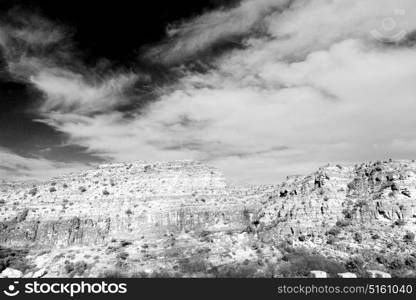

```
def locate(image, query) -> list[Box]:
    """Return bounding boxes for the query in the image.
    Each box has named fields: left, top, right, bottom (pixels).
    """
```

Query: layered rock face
left=0, top=161, right=250, bottom=247
left=256, top=160, right=416, bottom=236
left=0, top=160, right=415, bottom=278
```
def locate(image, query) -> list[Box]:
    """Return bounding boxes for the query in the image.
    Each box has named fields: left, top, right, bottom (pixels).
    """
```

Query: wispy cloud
left=147, top=0, right=293, bottom=64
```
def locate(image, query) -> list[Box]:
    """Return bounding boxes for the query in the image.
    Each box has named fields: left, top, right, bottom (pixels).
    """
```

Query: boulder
left=0, top=268, right=23, bottom=278
left=309, top=270, right=328, bottom=278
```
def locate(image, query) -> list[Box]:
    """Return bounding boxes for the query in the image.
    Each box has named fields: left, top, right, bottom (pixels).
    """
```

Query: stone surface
left=337, top=272, right=357, bottom=278
left=309, top=271, right=328, bottom=278
left=33, top=268, right=47, bottom=278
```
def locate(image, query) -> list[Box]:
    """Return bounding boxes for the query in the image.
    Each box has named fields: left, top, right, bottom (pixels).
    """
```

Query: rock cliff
left=0, top=160, right=415, bottom=277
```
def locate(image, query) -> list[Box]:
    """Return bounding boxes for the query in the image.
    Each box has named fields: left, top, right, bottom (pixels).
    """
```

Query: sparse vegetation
left=372, top=233, right=380, bottom=240
left=336, top=220, right=351, bottom=227
left=64, top=260, right=88, bottom=277
left=395, top=219, right=406, bottom=227
left=345, top=257, right=367, bottom=277
left=326, top=227, right=341, bottom=236
left=404, top=232, right=415, bottom=244
left=99, top=270, right=127, bottom=278
left=279, top=248, right=346, bottom=277
left=178, top=258, right=208, bottom=274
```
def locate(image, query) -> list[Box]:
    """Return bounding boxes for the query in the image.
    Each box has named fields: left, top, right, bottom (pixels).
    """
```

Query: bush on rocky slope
left=279, top=248, right=346, bottom=277
left=0, top=246, right=33, bottom=273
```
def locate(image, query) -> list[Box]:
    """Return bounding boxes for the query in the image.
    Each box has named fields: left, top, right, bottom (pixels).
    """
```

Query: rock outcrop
left=0, top=161, right=252, bottom=248
left=0, top=159, right=415, bottom=277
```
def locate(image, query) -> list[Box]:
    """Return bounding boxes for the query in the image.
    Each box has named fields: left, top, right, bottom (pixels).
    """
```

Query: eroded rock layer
left=0, top=161, right=251, bottom=247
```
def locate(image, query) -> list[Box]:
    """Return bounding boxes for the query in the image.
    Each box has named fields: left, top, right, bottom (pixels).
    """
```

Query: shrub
left=64, top=260, right=74, bottom=274
left=99, top=270, right=127, bottom=278
left=391, top=183, right=399, bottom=191
left=0, top=199, right=5, bottom=205
left=342, top=209, right=353, bottom=219
left=347, top=182, right=355, bottom=190
left=64, top=260, right=88, bottom=277
left=336, top=220, right=351, bottom=227
left=298, top=235, right=306, bottom=242
left=116, top=252, right=129, bottom=261
left=209, top=263, right=259, bottom=278
left=388, top=258, right=405, bottom=270
left=79, top=186, right=87, bottom=193
left=354, top=200, right=367, bottom=208
left=120, top=240, right=132, bottom=247
left=148, top=269, right=178, bottom=278
left=49, top=187, right=57, bottom=193
left=178, top=258, right=208, bottom=274
left=326, top=227, right=341, bottom=236
left=0, top=246, right=32, bottom=273
left=395, top=219, right=406, bottom=227
left=279, top=250, right=346, bottom=277
left=326, top=236, right=338, bottom=245
left=372, top=234, right=380, bottom=240
left=73, top=261, right=88, bottom=276
left=28, top=187, right=38, bottom=196
left=243, top=208, right=250, bottom=220
left=102, top=189, right=110, bottom=196
left=345, top=257, right=366, bottom=275
left=376, top=256, right=388, bottom=265
left=404, top=257, right=416, bottom=269
left=404, top=232, right=415, bottom=243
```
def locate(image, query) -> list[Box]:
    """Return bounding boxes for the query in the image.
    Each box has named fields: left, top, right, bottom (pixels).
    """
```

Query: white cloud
left=31, top=69, right=137, bottom=114
left=3, top=1, right=416, bottom=183
left=0, top=148, right=85, bottom=181
left=148, top=0, right=292, bottom=64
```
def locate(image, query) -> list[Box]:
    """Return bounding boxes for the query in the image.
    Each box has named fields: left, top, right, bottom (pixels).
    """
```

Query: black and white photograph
left=0, top=0, right=416, bottom=296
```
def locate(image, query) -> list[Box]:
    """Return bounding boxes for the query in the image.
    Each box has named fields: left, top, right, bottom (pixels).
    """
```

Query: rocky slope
left=0, top=160, right=415, bottom=278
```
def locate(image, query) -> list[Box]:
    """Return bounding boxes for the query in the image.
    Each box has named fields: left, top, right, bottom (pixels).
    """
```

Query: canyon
left=0, top=160, right=415, bottom=277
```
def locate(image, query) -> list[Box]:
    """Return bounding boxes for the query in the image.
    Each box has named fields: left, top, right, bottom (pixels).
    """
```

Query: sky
left=1, top=0, right=416, bottom=184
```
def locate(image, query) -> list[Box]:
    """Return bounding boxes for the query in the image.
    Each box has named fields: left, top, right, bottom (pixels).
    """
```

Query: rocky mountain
left=0, top=160, right=415, bottom=278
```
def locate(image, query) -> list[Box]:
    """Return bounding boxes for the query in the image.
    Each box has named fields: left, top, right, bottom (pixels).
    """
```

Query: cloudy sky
left=1, top=0, right=416, bottom=184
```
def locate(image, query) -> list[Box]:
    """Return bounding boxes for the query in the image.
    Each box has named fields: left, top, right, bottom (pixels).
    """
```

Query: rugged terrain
left=0, top=160, right=415, bottom=278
